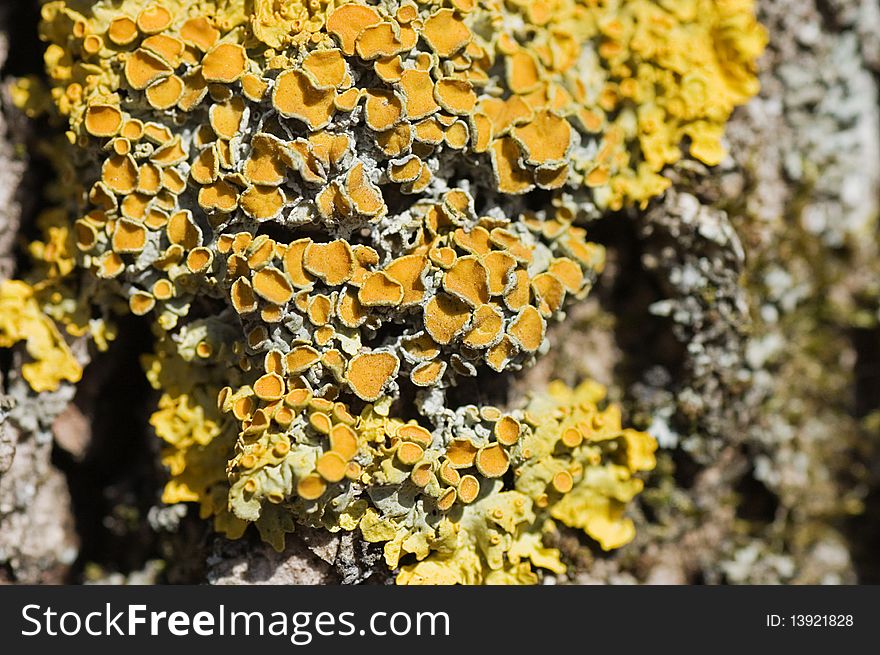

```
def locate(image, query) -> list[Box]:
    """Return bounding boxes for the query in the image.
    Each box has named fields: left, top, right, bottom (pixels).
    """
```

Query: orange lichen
left=32, top=0, right=759, bottom=585
left=347, top=351, right=399, bottom=401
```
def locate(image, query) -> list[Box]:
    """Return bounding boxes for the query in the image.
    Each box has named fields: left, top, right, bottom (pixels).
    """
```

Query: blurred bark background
left=1, top=0, right=879, bottom=584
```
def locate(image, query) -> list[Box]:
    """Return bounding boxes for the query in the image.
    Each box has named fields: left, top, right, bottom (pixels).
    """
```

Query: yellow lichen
left=24, top=0, right=762, bottom=585
left=0, top=280, right=82, bottom=392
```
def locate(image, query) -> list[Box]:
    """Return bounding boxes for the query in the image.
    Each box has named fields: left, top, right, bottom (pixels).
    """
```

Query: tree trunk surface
left=1, top=0, right=879, bottom=585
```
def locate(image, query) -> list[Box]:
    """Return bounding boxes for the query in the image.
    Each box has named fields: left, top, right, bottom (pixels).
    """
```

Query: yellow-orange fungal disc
left=344, top=162, right=385, bottom=217
left=490, top=137, right=533, bottom=194
left=241, top=186, right=286, bottom=221
left=119, top=193, right=148, bottom=221
left=402, top=163, right=432, bottom=194
left=167, top=211, right=201, bottom=249
left=434, top=79, right=476, bottom=116
left=429, top=245, right=457, bottom=269
left=297, top=474, right=327, bottom=500
left=201, top=43, right=247, bottom=84
left=396, top=442, right=424, bottom=466
left=506, top=49, right=542, bottom=94
left=350, top=245, right=379, bottom=283
left=410, top=360, right=445, bottom=387
left=177, top=68, right=208, bottom=111
left=285, top=346, right=321, bottom=374
left=303, top=240, right=354, bottom=286
left=560, top=426, right=583, bottom=448
left=150, top=137, right=188, bottom=166
left=251, top=266, right=293, bottom=305
left=359, top=271, right=403, bottom=307
left=230, top=278, right=257, bottom=314
left=463, top=304, right=504, bottom=349
left=198, top=179, right=238, bottom=213
left=475, top=444, right=510, bottom=478
left=326, top=4, right=381, bottom=56
left=333, top=403, right=357, bottom=426
left=264, top=350, right=284, bottom=374
left=307, top=294, right=333, bottom=326
left=399, top=69, right=440, bottom=120
left=548, top=258, right=584, bottom=294
left=321, top=347, right=346, bottom=377
left=245, top=136, right=288, bottom=186
left=508, top=305, right=545, bottom=352
left=241, top=73, right=269, bottom=102
left=364, top=89, right=403, bottom=132
left=74, top=220, right=97, bottom=250
left=494, top=416, right=521, bottom=446
left=145, top=75, right=184, bottom=110
left=512, top=110, right=572, bottom=166
left=483, top=251, right=517, bottom=296
left=254, top=372, right=285, bottom=401
left=436, top=487, right=457, bottom=511
left=309, top=411, right=333, bottom=435
left=310, top=397, right=336, bottom=414
left=129, top=291, right=155, bottom=315
left=330, top=424, right=359, bottom=460
left=413, top=118, right=444, bottom=145
left=453, top=226, right=492, bottom=256
left=397, top=424, right=433, bottom=447
left=411, top=462, right=433, bottom=487
left=136, top=5, right=172, bottom=34
left=272, top=70, right=336, bottom=130
left=445, top=121, right=469, bottom=149
left=346, top=351, right=399, bottom=401
left=102, top=154, right=138, bottom=195
left=111, top=219, right=147, bottom=253
left=84, top=105, right=123, bottom=137
left=388, top=157, right=421, bottom=186
left=344, top=461, right=361, bottom=480
left=402, top=333, right=440, bottom=361
left=209, top=97, right=245, bottom=140
left=162, top=168, right=186, bottom=194
left=384, top=254, right=426, bottom=306
left=503, top=268, right=531, bottom=311
left=375, top=123, right=413, bottom=156
left=551, top=470, right=574, bottom=494
left=532, top=272, right=566, bottom=316
left=302, top=49, right=347, bottom=90
left=355, top=21, right=414, bottom=60
left=232, top=395, right=256, bottom=421
left=142, top=34, right=184, bottom=66
left=137, top=163, right=162, bottom=195
left=439, top=460, right=461, bottom=486
left=107, top=16, right=138, bottom=46
left=443, top=255, right=489, bottom=307
left=470, top=113, right=493, bottom=153
left=422, top=9, right=471, bottom=58
left=424, top=293, right=471, bottom=345
left=458, top=474, right=480, bottom=504
left=142, top=122, right=171, bottom=144
left=125, top=48, right=172, bottom=90
left=82, top=34, right=103, bottom=55
left=151, top=278, right=174, bottom=300
left=316, top=451, right=348, bottom=483
left=177, top=15, right=217, bottom=50
left=333, top=87, right=361, bottom=113
left=535, top=164, right=569, bottom=190
left=337, top=288, right=368, bottom=328
left=111, top=137, right=132, bottom=157
left=374, top=55, right=404, bottom=83
left=445, top=438, right=478, bottom=469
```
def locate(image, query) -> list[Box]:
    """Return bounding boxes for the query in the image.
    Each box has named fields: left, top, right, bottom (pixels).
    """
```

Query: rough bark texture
left=1, top=0, right=879, bottom=584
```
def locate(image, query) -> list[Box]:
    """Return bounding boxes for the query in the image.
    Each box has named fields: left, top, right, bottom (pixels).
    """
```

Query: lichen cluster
left=0, top=0, right=763, bottom=583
